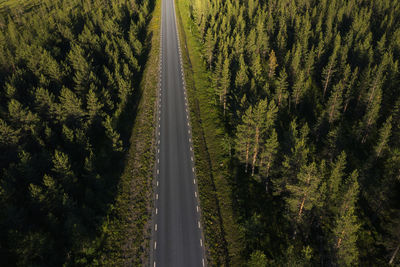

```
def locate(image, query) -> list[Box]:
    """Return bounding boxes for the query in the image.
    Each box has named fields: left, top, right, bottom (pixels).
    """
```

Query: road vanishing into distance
left=150, top=0, right=206, bottom=266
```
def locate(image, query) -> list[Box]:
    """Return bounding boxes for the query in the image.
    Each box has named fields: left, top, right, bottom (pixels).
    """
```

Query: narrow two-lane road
left=150, top=0, right=206, bottom=266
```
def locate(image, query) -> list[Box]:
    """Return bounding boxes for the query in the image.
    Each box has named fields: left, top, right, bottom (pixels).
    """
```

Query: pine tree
left=374, top=116, right=392, bottom=158
left=235, top=54, right=249, bottom=89
left=275, top=68, right=289, bottom=108
left=260, top=129, right=278, bottom=191
left=267, top=50, right=278, bottom=79
left=235, top=105, right=253, bottom=173
left=292, top=71, right=306, bottom=108
left=327, top=152, right=347, bottom=205
left=333, top=170, right=360, bottom=266
left=220, top=57, right=231, bottom=115
left=321, top=51, right=337, bottom=99
left=326, top=83, right=344, bottom=124
left=250, top=100, right=268, bottom=176
left=204, top=28, right=215, bottom=69
left=286, top=161, right=321, bottom=222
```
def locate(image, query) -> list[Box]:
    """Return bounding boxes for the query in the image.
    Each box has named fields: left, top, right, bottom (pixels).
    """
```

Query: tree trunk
left=278, top=93, right=282, bottom=107
left=368, top=79, right=378, bottom=105
left=245, top=141, right=249, bottom=173
left=251, top=126, right=259, bottom=176
left=329, top=92, right=338, bottom=123
left=298, top=193, right=307, bottom=220
left=323, top=66, right=332, bottom=99
left=389, top=242, right=400, bottom=265
left=223, top=87, right=227, bottom=115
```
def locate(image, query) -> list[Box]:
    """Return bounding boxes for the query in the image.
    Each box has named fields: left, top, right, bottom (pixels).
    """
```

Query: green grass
left=92, top=0, right=161, bottom=265
left=175, top=0, right=245, bottom=265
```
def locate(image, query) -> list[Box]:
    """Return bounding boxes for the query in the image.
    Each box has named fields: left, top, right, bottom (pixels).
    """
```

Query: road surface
left=150, top=0, right=206, bottom=266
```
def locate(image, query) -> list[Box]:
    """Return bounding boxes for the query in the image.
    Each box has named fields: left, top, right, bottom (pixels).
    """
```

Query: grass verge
left=175, top=0, right=245, bottom=265
left=94, top=0, right=160, bottom=265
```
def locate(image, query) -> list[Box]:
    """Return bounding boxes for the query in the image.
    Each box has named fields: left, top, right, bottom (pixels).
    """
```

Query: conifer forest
left=188, top=0, right=400, bottom=265
left=0, top=0, right=154, bottom=265
left=1, top=0, right=400, bottom=266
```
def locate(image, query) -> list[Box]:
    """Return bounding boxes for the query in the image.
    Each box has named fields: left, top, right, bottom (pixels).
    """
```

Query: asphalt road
left=150, top=0, right=205, bottom=266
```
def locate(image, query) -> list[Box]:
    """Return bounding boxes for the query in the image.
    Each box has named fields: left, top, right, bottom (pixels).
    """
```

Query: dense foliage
left=0, top=0, right=152, bottom=265
left=189, top=0, right=400, bottom=265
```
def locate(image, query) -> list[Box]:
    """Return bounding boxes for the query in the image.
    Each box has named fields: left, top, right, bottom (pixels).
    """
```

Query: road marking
left=190, top=147, right=192, bottom=151
left=154, top=261, right=156, bottom=267
left=189, top=138, right=191, bottom=142
left=192, top=167, right=195, bottom=172
left=200, top=239, right=203, bottom=247
left=191, top=156, right=193, bottom=161
left=189, top=129, right=191, bottom=134
left=195, top=192, right=197, bottom=198
left=158, top=140, right=160, bottom=144
left=194, top=179, right=196, bottom=184
left=197, top=205, right=199, bottom=212
left=157, top=181, right=159, bottom=186
left=157, top=158, right=159, bottom=163
left=156, top=208, right=158, bottom=214
left=155, top=224, right=158, bottom=231
left=202, top=258, right=205, bottom=267
left=198, top=221, right=201, bottom=228
left=154, top=241, right=157, bottom=249
left=156, top=194, right=158, bottom=200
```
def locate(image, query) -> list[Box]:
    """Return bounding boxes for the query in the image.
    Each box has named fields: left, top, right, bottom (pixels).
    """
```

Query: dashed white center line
left=197, top=205, right=199, bottom=212
left=202, top=258, right=205, bottom=267
left=156, top=194, right=158, bottom=200
left=192, top=167, right=195, bottom=172
left=154, top=261, right=156, bottom=267
left=200, top=239, right=203, bottom=247
left=195, top=192, right=197, bottom=198
left=198, top=221, right=201, bottom=228
left=154, top=241, right=157, bottom=250
left=157, top=169, right=159, bottom=174
left=155, top=224, right=158, bottom=231
left=194, top=179, right=196, bottom=184
left=156, top=208, right=158, bottom=214
left=157, top=181, right=159, bottom=186
left=191, top=156, right=193, bottom=161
